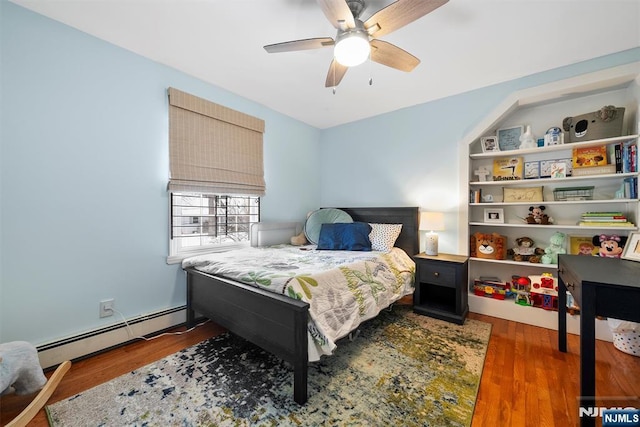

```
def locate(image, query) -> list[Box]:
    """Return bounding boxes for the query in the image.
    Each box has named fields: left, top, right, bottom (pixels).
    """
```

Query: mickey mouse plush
left=525, top=206, right=552, bottom=225
left=592, top=234, right=627, bottom=258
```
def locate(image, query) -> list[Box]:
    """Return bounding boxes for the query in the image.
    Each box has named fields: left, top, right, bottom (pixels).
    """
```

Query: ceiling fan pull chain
left=333, top=87, right=337, bottom=95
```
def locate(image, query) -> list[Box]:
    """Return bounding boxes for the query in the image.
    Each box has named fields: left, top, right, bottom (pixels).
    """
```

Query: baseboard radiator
left=37, top=306, right=187, bottom=369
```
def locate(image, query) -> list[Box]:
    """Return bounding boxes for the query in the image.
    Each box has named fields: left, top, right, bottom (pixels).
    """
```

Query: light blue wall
left=2, top=0, right=638, bottom=347
left=0, top=1, right=321, bottom=344
left=320, top=48, right=640, bottom=255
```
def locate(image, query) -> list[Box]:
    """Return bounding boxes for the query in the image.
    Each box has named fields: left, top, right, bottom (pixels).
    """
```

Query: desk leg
left=580, top=284, right=596, bottom=427
left=558, top=275, right=567, bottom=353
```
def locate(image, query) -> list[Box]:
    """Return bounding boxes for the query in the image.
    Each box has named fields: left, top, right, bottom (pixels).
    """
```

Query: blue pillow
left=317, top=222, right=372, bottom=251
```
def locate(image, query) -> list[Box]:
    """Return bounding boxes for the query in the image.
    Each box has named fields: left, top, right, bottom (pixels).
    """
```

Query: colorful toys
left=473, top=277, right=514, bottom=300
left=529, top=273, right=558, bottom=310
left=511, top=275, right=532, bottom=306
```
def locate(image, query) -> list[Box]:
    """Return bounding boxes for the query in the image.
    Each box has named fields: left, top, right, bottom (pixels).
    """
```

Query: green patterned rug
left=46, top=306, right=491, bottom=426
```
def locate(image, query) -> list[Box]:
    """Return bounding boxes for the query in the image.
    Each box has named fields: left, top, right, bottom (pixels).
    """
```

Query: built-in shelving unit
left=460, top=62, right=640, bottom=341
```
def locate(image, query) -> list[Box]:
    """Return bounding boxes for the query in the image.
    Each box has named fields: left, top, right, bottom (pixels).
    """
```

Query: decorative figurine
left=544, top=127, right=564, bottom=146
left=519, top=125, right=537, bottom=149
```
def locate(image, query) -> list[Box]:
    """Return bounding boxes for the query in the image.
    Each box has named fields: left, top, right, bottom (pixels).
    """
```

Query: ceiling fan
left=264, top=0, right=449, bottom=88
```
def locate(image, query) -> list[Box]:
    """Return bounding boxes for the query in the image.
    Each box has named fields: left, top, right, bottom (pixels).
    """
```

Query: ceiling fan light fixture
left=334, top=30, right=370, bottom=67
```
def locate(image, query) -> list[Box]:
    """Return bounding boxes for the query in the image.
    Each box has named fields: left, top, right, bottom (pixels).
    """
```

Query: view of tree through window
left=171, top=194, right=260, bottom=251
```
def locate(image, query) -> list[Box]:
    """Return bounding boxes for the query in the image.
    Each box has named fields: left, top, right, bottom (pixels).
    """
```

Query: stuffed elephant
left=0, top=341, right=47, bottom=395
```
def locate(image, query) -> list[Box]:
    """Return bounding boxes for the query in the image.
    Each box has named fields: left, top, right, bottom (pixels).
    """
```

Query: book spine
left=582, top=212, right=624, bottom=216
left=623, top=143, right=630, bottom=173
left=579, top=221, right=635, bottom=227
left=615, top=143, right=622, bottom=173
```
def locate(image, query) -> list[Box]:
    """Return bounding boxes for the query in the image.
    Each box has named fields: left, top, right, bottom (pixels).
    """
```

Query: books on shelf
left=571, top=164, right=616, bottom=176
left=578, top=211, right=635, bottom=227
left=623, top=177, right=638, bottom=199
left=610, top=140, right=637, bottom=173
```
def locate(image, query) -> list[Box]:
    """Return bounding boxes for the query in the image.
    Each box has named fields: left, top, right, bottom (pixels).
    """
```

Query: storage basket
left=553, top=186, right=594, bottom=201
left=612, top=331, right=640, bottom=356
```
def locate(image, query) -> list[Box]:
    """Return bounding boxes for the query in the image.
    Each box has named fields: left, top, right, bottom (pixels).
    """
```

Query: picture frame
left=524, top=161, right=540, bottom=179
left=481, top=136, right=500, bottom=153
left=550, top=162, right=567, bottom=179
left=502, top=186, right=544, bottom=203
left=497, top=125, right=524, bottom=151
left=569, top=235, right=598, bottom=256
left=484, top=208, right=505, bottom=223
left=621, top=232, right=640, bottom=262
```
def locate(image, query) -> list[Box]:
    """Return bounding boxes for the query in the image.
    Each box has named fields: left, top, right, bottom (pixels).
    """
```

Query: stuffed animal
left=507, top=236, right=544, bottom=263
left=290, top=231, right=308, bottom=246
left=470, top=232, right=506, bottom=260
left=525, top=205, right=552, bottom=225
left=541, top=232, right=567, bottom=265
left=592, top=234, right=627, bottom=258
left=0, top=341, right=47, bottom=395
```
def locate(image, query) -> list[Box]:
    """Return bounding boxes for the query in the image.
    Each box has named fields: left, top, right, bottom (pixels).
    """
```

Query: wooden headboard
left=332, top=206, right=420, bottom=256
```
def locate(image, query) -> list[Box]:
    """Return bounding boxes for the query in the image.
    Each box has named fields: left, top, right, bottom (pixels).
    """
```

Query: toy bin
left=608, top=318, right=640, bottom=357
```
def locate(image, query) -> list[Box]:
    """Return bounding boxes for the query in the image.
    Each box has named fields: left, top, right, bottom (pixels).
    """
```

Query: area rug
left=46, top=306, right=491, bottom=426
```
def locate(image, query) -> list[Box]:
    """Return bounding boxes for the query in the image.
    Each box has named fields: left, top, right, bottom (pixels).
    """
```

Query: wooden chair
left=6, top=361, right=71, bottom=427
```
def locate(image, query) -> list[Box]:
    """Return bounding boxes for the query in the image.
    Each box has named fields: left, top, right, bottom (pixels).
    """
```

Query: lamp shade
left=420, top=212, right=444, bottom=256
left=419, top=212, right=445, bottom=231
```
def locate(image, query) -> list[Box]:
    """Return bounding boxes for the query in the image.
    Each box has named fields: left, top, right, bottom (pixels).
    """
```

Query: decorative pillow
left=317, top=222, right=372, bottom=251
left=304, top=208, right=353, bottom=244
left=369, top=223, right=402, bottom=252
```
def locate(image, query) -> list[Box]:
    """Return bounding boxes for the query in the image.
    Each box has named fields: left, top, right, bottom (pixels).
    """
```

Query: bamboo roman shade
left=167, top=87, right=266, bottom=196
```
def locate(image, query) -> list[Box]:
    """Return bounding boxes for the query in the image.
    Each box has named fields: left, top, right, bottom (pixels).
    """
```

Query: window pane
left=171, top=193, right=260, bottom=253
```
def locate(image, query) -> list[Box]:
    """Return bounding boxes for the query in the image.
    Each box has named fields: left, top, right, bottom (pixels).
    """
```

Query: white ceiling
left=10, top=0, right=640, bottom=129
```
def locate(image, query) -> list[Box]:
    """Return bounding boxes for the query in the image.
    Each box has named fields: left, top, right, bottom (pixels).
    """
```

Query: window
left=170, top=193, right=260, bottom=259
left=166, top=88, right=266, bottom=263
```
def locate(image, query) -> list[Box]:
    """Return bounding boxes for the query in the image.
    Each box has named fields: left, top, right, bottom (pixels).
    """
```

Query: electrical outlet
left=99, top=299, right=115, bottom=318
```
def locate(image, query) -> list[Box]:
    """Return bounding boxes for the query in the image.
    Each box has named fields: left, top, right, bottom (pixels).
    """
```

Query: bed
left=182, top=207, right=419, bottom=404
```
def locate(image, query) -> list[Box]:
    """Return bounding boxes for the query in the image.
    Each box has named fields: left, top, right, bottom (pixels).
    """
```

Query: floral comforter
left=182, top=245, right=415, bottom=361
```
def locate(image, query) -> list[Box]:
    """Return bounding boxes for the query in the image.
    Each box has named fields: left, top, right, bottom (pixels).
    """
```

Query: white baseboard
left=37, top=307, right=187, bottom=369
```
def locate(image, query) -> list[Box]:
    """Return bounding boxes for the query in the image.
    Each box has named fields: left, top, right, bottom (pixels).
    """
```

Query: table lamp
left=420, top=211, right=445, bottom=256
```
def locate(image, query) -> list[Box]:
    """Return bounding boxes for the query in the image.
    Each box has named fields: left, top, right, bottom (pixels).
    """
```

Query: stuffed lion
left=470, top=232, right=507, bottom=260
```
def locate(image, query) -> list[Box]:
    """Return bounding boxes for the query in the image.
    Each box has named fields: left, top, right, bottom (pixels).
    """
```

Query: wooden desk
left=557, top=255, right=640, bottom=427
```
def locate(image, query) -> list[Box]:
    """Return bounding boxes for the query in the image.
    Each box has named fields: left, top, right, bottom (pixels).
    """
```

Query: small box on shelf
left=553, top=186, right=594, bottom=201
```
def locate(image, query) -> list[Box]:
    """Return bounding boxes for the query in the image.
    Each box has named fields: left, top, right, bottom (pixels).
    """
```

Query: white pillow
left=369, top=223, right=402, bottom=252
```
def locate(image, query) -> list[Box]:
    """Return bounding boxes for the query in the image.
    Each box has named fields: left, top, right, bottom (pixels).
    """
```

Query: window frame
left=167, top=193, right=260, bottom=264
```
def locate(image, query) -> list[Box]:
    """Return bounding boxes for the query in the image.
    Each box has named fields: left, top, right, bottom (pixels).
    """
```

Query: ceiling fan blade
left=316, top=0, right=355, bottom=30
left=364, top=0, right=448, bottom=38
left=325, top=59, right=349, bottom=87
left=264, top=37, right=335, bottom=53
left=370, top=39, right=420, bottom=72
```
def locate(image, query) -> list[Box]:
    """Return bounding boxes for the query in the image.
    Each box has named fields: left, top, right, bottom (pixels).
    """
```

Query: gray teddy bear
left=0, top=341, right=47, bottom=395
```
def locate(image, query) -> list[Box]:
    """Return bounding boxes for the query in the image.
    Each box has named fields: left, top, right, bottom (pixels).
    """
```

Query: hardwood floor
left=1, top=312, right=638, bottom=426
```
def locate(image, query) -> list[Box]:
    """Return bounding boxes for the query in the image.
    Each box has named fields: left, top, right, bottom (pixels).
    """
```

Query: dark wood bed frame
left=184, top=206, right=419, bottom=404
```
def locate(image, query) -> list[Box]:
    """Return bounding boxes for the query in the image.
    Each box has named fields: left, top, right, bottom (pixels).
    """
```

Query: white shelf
left=469, top=256, right=557, bottom=269
left=469, top=221, right=638, bottom=231
left=465, top=65, right=639, bottom=334
left=471, top=199, right=638, bottom=206
left=470, top=172, right=637, bottom=186
left=468, top=294, right=613, bottom=341
left=470, top=134, right=638, bottom=159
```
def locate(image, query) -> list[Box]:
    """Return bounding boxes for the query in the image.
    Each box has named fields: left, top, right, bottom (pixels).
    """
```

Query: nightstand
left=413, top=253, right=469, bottom=324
